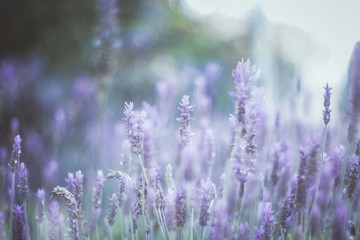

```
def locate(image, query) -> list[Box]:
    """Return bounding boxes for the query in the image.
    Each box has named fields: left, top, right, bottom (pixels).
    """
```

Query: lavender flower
left=279, top=185, right=296, bottom=232
left=13, top=204, right=26, bottom=240
left=346, top=155, right=359, bottom=199
left=150, top=163, right=164, bottom=209
left=175, top=189, right=186, bottom=231
left=295, top=149, right=307, bottom=212
left=51, top=186, right=88, bottom=240
left=229, top=59, right=261, bottom=187
left=332, top=204, right=346, bottom=240
left=92, top=170, right=105, bottom=209
left=65, top=170, right=84, bottom=208
left=177, top=95, right=194, bottom=147
left=35, top=189, right=45, bottom=223
left=323, top=83, right=332, bottom=125
left=305, top=142, right=320, bottom=188
left=107, top=194, right=118, bottom=227
left=130, top=188, right=142, bottom=233
left=208, top=200, right=229, bottom=240
left=9, top=135, right=22, bottom=173
left=232, top=146, right=255, bottom=183
left=123, top=102, right=145, bottom=155
left=295, top=143, right=320, bottom=212
left=262, top=202, right=274, bottom=240
left=47, top=201, right=65, bottom=240
left=239, top=222, right=250, bottom=240
left=17, top=162, right=30, bottom=202
left=330, top=145, right=346, bottom=189
left=348, top=42, right=360, bottom=142
left=356, top=138, right=360, bottom=156
left=117, top=175, right=126, bottom=208
left=199, top=179, right=216, bottom=227
left=254, top=226, right=265, bottom=240
left=228, top=58, right=259, bottom=127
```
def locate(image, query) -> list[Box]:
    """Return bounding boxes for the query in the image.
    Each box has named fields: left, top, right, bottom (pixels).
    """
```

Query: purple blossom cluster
left=1, top=10, right=360, bottom=238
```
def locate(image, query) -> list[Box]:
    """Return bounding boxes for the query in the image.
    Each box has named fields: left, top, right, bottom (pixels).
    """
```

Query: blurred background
left=0, top=0, right=359, bottom=190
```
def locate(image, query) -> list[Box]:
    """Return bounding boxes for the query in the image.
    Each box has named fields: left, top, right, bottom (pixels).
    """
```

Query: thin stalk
left=306, top=125, right=328, bottom=234
left=130, top=214, right=135, bottom=240
left=160, top=208, right=170, bottom=238
left=200, top=227, right=205, bottom=240
left=119, top=210, right=123, bottom=240
left=190, top=208, right=194, bottom=240
left=95, top=224, right=99, bottom=240
left=137, top=154, right=149, bottom=184
left=109, top=225, right=113, bottom=240
left=9, top=173, right=15, bottom=239
left=24, top=201, right=30, bottom=240
left=154, top=207, right=166, bottom=239
left=237, top=182, right=245, bottom=216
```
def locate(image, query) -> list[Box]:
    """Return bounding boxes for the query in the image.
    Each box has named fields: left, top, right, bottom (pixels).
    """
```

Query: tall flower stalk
left=176, top=95, right=194, bottom=166
left=225, top=59, right=260, bottom=213
left=322, top=83, right=332, bottom=164
left=8, top=134, right=22, bottom=240
left=18, top=162, right=31, bottom=240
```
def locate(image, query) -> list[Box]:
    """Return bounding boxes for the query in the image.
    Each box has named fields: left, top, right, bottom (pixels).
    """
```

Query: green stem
left=9, top=173, right=15, bottom=239
left=109, top=225, right=113, bottom=240
left=24, top=201, right=30, bottom=239
left=190, top=208, right=194, bottom=240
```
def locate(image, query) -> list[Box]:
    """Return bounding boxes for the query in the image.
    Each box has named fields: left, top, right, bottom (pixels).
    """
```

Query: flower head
left=107, top=194, right=118, bottom=227
left=123, top=102, right=146, bottom=155
left=13, top=204, right=26, bottom=240
left=199, top=179, right=216, bottom=227
left=92, top=170, right=105, bottom=209
left=18, top=162, right=30, bottom=202
left=176, top=95, right=194, bottom=147
left=322, top=83, right=332, bottom=125
left=9, top=134, right=22, bottom=173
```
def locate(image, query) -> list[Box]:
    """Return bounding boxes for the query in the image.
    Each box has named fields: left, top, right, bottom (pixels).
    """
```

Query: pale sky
left=184, top=0, right=360, bottom=86
left=183, top=0, right=360, bottom=122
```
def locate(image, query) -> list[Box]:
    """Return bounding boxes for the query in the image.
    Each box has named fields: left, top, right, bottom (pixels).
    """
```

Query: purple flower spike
left=65, top=170, right=84, bottom=208
left=175, top=189, right=187, bottom=231
left=322, top=83, right=332, bottom=125
left=13, top=204, right=26, bottom=240
left=9, top=134, right=22, bottom=173
left=346, top=155, right=359, bottom=199
left=262, top=202, right=274, bottom=240
left=92, top=170, right=105, bottom=209
left=177, top=95, right=194, bottom=147
left=254, top=225, right=265, bottom=240
left=35, top=189, right=45, bottom=223
left=18, top=162, right=30, bottom=202
left=208, top=200, right=229, bottom=240
left=123, top=102, right=145, bottom=155
left=239, top=222, right=250, bottom=240
left=228, top=58, right=259, bottom=125
left=107, top=194, right=118, bottom=227
left=199, top=179, right=216, bottom=227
